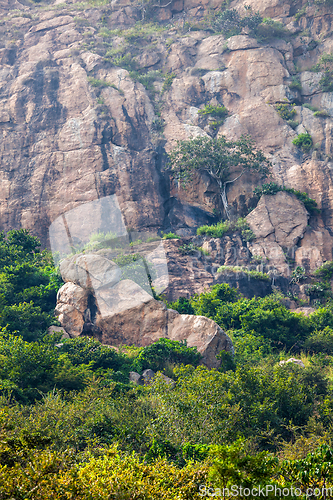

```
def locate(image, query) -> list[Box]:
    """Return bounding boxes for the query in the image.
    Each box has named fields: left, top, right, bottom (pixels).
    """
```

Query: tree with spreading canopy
left=168, top=135, right=270, bottom=219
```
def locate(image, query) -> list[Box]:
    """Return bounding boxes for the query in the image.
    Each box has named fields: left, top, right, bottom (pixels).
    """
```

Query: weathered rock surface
left=60, top=254, right=122, bottom=290
left=2, top=0, right=333, bottom=303
left=246, top=192, right=309, bottom=275
left=55, top=268, right=233, bottom=369
left=96, top=282, right=233, bottom=369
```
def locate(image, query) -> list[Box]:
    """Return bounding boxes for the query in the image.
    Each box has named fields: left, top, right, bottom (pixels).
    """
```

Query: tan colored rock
left=60, top=254, right=122, bottom=290
left=246, top=192, right=309, bottom=276
left=135, top=51, right=161, bottom=69
left=47, top=325, right=71, bottom=339
left=91, top=284, right=233, bottom=369
left=55, top=303, right=85, bottom=338
left=293, top=307, right=316, bottom=316
left=55, top=282, right=88, bottom=337
left=247, top=192, right=308, bottom=247
left=227, top=35, right=259, bottom=51
left=95, top=279, right=153, bottom=318
left=295, top=228, right=333, bottom=272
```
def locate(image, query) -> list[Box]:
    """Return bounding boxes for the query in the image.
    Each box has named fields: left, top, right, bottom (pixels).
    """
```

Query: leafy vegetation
left=275, top=103, right=296, bottom=121
left=161, top=72, right=176, bottom=93
left=168, top=135, right=270, bottom=219
left=210, top=8, right=289, bottom=41
left=292, top=132, right=313, bottom=152
left=161, top=232, right=180, bottom=239
left=311, top=52, right=333, bottom=92
left=0, top=230, right=62, bottom=341
left=217, top=265, right=271, bottom=282
left=197, top=217, right=255, bottom=241
left=3, top=234, right=333, bottom=494
left=254, top=183, right=320, bottom=215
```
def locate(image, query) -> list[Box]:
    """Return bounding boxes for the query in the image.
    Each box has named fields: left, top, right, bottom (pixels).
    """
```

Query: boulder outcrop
left=246, top=192, right=309, bottom=275
left=55, top=273, right=233, bottom=369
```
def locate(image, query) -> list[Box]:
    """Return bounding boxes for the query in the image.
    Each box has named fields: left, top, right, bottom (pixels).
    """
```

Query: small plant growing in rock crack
left=289, top=77, right=302, bottom=91
left=290, top=266, right=306, bottom=284
left=161, top=73, right=176, bottom=93
left=275, top=103, right=296, bottom=121
left=198, top=104, right=229, bottom=132
left=178, top=243, right=210, bottom=256
left=311, top=52, right=333, bottom=92
left=197, top=217, right=255, bottom=241
left=314, top=261, right=333, bottom=281
left=151, top=117, right=165, bottom=132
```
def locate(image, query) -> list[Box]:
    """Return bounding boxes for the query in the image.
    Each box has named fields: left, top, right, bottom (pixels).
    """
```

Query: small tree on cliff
left=168, top=135, right=270, bottom=220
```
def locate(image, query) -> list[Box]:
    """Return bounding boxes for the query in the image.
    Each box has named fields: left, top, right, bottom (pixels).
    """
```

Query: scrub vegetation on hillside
left=1, top=231, right=333, bottom=497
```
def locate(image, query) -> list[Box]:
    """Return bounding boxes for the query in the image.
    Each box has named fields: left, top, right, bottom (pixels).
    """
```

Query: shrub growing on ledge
left=292, top=132, right=313, bottom=152
left=198, top=104, right=228, bottom=118
left=314, top=261, right=333, bottom=281
left=217, top=265, right=271, bottom=282
left=275, top=103, right=296, bottom=121
left=197, top=218, right=255, bottom=242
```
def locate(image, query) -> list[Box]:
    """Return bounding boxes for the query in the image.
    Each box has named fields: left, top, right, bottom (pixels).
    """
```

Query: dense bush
left=132, top=338, right=202, bottom=372
left=292, top=132, right=313, bottom=152
left=2, top=231, right=333, bottom=494
left=197, top=217, right=255, bottom=241
left=0, top=230, right=62, bottom=341
left=275, top=103, right=296, bottom=121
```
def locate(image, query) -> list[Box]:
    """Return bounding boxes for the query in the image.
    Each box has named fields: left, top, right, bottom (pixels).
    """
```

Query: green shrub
left=310, top=53, right=333, bottom=92
left=198, top=104, right=228, bottom=118
left=178, top=243, right=199, bottom=255
left=197, top=221, right=230, bottom=237
left=290, top=266, right=306, bottom=284
left=161, top=232, right=180, bottom=240
left=256, top=18, right=289, bottom=41
left=211, top=8, right=263, bottom=39
left=87, top=77, right=112, bottom=88
left=217, top=266, right=270, bottom=282
left=314, top=261, right=333, bottom=280
left=161, top=73, right=176, bottom=93
left=197, top=218, right=255, bottom=241
left=304, top=327, right=333, bottom=354
left=57, top=337, right=126, bottom=371
left=114, top=253, right=142, bottom=266
left=275, top=103, right=296, bottom=121
left=314, top=110, right=330, bottom=117
left=292, top=133, right=313, bottom=152
left=130, top=70, right=162, bottom=92
left=303, top=103, right=319, bottom=112
left=132, top=338, right=202, bottom=372
left=114, top=53, right=137, bottom=71
left=167, top=296, right=195, bottom=315
left=190, top=284, right=239, bottom=318
left=305, top=281, right=331, bottom=300
left=289, top=77, right=302, bottom=91
left=0, top=302, right=54, bottom=342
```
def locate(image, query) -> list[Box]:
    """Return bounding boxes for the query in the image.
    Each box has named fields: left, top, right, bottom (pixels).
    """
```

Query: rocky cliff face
left=2, top=0, right=333, bottom=279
